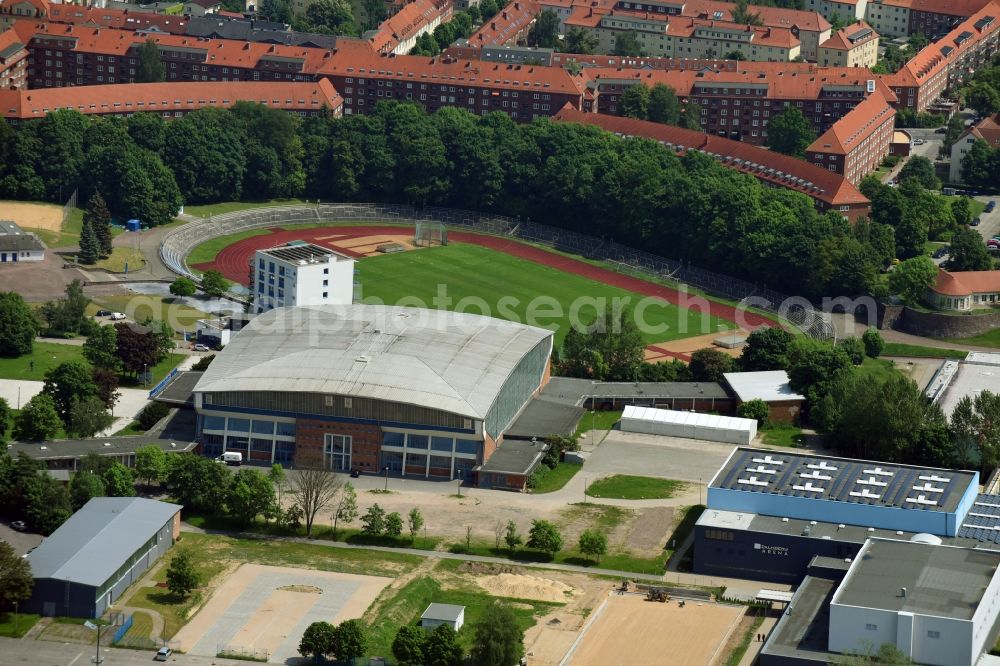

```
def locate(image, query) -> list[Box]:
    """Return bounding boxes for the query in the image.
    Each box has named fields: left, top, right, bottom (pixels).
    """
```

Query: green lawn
left=0, top=612, right=40, bottom=638
left=0, top=341, right=88, bottom=381
left=122, top=353, right=185, bottom=388
left=585, top=475, right=686, bottom=500
left=182, top=199, right=307, bottom=218
left=881, top=342, right=968, bottom=359
left=725, top=614, right=765, bottom=666
left=530, top=462, right=582, bottom=494
left=358, top=244, right=731, bottom=345
left=121, top=610, right=154, bottom=642
left=760, top=424, right=804, bottom=448
left=113, top=420, right=146, bottom=436
left=447, top=537, right=669, bottom=575
left=574, top=410, right=622, bottom=439
left=366, top=573, right=560, bottom=657
left=91, top=247, right=144, bottom=273
left=855, top=357, right=903, bottom=381
left=942, top=195, right=987, bottom=220
left=186, top=228, right=273, bottom=265
left=941, top=327, right=1000, bottom=348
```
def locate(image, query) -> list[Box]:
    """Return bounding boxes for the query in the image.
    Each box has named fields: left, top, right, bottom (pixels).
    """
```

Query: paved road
left=0, top=637, right=256, bottom=666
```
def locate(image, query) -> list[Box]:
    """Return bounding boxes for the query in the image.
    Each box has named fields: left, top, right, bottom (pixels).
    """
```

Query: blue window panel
left=381, top=451, right=403, bottom=472
left=252, top=420, right=274, bottom=435
left=383, top=432, right=405, bottom=447
left=431, top=436, right=453, bottom=452
left=455, top=439, right=479, bottom=455
left=407, top=453, right=427, bottom=468
left=250, top=438, right=272, bottom=452
left=269, top=262, right=275, bottom=273
left=407, top=434, right=428, bottom=449
left=203, top=415, right=226, bottom=431
left=276, top=422, right=296, bottom=437
left=202, top=433, right=224, bottom=458
left=279, top=266, right=285, bottom=276
left=226, top=435, right=249, bottom=450
left=227, top=418, right=251, bottom=432
left=275, top=441, right=295, bottom=464
left=258, top=258, right=264, bottom=269
left=257, top=282, right=264, bottom=293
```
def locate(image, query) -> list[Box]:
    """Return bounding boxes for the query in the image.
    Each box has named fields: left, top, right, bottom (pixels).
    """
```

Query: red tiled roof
left=819, top=20, right=877, bottom=51
left=468, top=0, right=539, bottom=46
left=807, top=89, right=894, bottom=156
left=369, top=0, right=449, bottom=53
left=0, top=22, right=25, bottom=55
left=682, top=0, right=830, bottom=33
left=883, top=1, right=1000, bottom=89
left=322, top=41, right=587, bottom=95
left=583, top=63, right=898, bottom=104
left=968, top=113, right=1000, bottom=147
left=0, top=79, right=342, bottom=118
left=933, top=269, right=1000, bottom=296
left=43, top=4, right=189, bottom=34
left=552, top=105, right=869, bottom=209
left=906, top=0, right=992, bottom=17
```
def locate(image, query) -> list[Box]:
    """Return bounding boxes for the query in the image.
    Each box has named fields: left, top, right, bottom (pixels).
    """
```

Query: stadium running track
left=195, top=225, right=775, bottom=329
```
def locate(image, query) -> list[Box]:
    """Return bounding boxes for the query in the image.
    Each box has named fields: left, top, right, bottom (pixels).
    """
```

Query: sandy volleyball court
left=173, top=563, right=391, bottom=663
left=0, top=201, right=63, bottom=232
left=566, top=594, right=744, bottom=665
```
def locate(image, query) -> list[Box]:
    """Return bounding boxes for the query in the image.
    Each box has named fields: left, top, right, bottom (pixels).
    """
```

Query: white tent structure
left=620, top=405, right=757, bottom=445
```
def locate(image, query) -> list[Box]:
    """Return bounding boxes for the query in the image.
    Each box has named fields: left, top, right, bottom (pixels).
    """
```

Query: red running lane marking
left=195, top=224, right=776, bottom=327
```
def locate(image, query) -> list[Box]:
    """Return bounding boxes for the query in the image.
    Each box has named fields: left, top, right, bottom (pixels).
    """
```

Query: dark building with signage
left=693, top=447, right=985, bottom=583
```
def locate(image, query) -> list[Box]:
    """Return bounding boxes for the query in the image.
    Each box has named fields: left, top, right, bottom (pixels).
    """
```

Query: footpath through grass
left=585, top=475, right=686, bottom=500
left=359, top=244, right=732, bottom=345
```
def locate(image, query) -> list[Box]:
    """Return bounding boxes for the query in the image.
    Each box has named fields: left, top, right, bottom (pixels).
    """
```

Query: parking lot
left=0, top=521, right=43, bottom=555
left=584, top=431, right=736, bottom=483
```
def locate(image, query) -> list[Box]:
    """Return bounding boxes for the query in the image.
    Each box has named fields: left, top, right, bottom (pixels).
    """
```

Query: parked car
left=913, top=138, right=925, bottom=145
left=11, top=521, right=26, bottom=531
left=350, top=469, right=361, bottom=478
left=109, top=312, right=127, bottom=320
left=971, top=218, right=981, bottom=226
left=95, top=309, right=112, bottom=317
left=934, top=127, right=947, bottom=133
left=987, top=200, right=996, bottom=212
left=932, top=246, right=949, bottom=258
left=193, top=344, right=210, bottom=352
left=155, top=647, right=172, bottom=661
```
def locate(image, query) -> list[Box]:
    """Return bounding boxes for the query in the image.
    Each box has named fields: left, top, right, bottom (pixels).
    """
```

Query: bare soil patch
left=624, top=506, right=676, bottom=556
left=476, top=573, right=575, bottom=603
left=0, top=201, right=63, bottom=232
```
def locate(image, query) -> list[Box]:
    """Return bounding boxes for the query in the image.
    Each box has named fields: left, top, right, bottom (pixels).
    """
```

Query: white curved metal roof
left=193, top=305, right=553, bottom=420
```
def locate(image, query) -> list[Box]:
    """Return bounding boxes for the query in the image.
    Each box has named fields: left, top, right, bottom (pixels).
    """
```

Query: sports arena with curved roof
left=192, top=304, right=554, bottom=489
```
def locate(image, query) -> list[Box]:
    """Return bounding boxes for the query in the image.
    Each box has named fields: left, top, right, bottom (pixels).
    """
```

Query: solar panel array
left=712, top=449, right=973, bottom=514
left=958, top=494, right=1000, bottom=544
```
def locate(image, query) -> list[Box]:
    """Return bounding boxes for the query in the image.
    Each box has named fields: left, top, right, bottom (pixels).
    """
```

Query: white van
left=219, top=451, right=242, bottom=466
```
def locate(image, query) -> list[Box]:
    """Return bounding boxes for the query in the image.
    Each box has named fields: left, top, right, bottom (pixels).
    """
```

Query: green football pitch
left=356, top=244, right=732, bottom=345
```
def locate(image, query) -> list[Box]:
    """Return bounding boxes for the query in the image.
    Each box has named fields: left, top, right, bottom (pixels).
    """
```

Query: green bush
left=137, top=401, right=170, bottom=430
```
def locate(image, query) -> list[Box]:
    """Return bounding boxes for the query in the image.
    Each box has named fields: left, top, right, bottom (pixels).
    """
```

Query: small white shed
left=620, top=405, right=757, bottom=445
left=420, top=603, right=465, bottom=632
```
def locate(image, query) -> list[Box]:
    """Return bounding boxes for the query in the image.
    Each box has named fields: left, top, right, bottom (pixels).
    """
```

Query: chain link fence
left=216, top=644, right=270, bottom=661
left=161, top=203, right=834, bottom=340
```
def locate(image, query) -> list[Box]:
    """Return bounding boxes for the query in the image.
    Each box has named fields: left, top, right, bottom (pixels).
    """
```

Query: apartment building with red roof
left=11, top=20, right=332, bottom=88
left=553, top=104, right=871, bottom=219
left=805, top=88, right=894, bottom=183
left=803, top=0, right=866, bottom=26
left=817, top=20, right=879, bottom=67
left=929, top=269, right=1000, bottom=310
left=367, top=0, right=452, bottom=55
left=558, top=5, right=804, bottom=61
left=0, top=79, right=342, bottom=120
left=0, top=0, right=192, bottom=33
left=465, top=0, right=537, bottom=48
left=906, top=0, right=992, bottom=38
left=880, top=2, right=1000, bottom=111
left=581, top=63, right=895, bottom=147
left=949, top=113, right=1000, bottom=183
left=0, top=23, right=27, bottom=88
left=319, top=41, right=585, bottom=120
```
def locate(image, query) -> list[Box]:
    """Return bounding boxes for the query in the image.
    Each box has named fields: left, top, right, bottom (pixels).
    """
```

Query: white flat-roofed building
left=620, top=404, right=757, bottom=444
left=253, top=242, right=355, bottom=313
left=723, top=370, right=806, bottom=424
left=829, top=538, right=1000, bottom=666
left=0, top=220, right=44, bottom=262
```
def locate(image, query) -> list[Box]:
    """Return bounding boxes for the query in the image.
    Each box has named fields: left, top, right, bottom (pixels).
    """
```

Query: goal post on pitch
left=413, top=221, right=448, bottom=247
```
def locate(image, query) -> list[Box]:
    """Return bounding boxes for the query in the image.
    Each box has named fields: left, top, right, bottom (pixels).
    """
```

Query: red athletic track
left=195, top=225, right=775, bottom=327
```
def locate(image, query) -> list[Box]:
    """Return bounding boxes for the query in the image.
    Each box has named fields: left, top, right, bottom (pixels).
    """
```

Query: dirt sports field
left=564, top=594, right=744, bottom=666
left=172, top=563, right=391, bottom=664
left=0, top=201, right=63, bottom=232
left=195, top=225, right=774, bottom=329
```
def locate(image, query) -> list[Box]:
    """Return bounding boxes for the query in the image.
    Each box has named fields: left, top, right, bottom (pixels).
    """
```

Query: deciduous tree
left=737, top=399, right=770, bottom=426
left=504, top=520, right=521, bottom=552
left=738, top=327, right=794, bottom=371
left=407, top=507, right=424, bottom=542
left=102, top=462, right=135, bottom=497
left=199, top=270, right=229, bottom=298
left=528, top=9, right=559, bottom=48
left=227, top=468, right=276, bottom=527
left=134, top=445, right=167, bottom=486
left=287, top=449, right=344, bottom=537
left=70, top=470, right=105, bottom=510
left=385, top=511, right=403, bottom=537
left=0, top=292, right=37, bottom=357
left=335, top=619, right=368, bottom=662
left=166, top=550, right=199, bottom=598
left=471, top=603, right=524, bottom=666
left=43, top=361, right=98, bottom=423
left=169, top=277, right=197, bottom=298
left=526, top=519, right=563, bottom=557
left=13, top=393, right=62, bottom=442
left=766, top=106, right=816, bottom=157
left=83, top=325, right=121, bottom=372
left=424, top=624, right=463, bottom=666
left=862, top=328, right=884, bottom=359
left=67, top=395, right=113, bottom=438
left=136, top=39, right=165, bottom=83
left=0, top=540, right=33, bottom=610
left=948, top=227, right=993, bottom=272
left=888, top=256, right=938, bottom=306
left=361, top=503, right=387, bottom=536
left=392, top=625, right=426, bottom=666
left=578, top=529, right=607, bottom=563
left=688, top=348, right=735, bottom=383
left=620, top=85, right=650, bottom=119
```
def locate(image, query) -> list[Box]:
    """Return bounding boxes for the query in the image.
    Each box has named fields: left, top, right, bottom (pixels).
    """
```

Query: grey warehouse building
left=23, top=498, right=181, bottom=618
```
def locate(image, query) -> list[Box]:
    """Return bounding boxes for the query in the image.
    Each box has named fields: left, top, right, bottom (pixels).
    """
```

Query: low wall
left=896, top=306, right=1000, bottom=338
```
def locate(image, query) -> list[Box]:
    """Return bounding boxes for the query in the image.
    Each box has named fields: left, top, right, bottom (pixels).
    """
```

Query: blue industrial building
left=695, top=448, right=984, bottom=582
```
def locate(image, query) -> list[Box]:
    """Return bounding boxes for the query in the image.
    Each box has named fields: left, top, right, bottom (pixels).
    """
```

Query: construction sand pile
left=477, top=573, right=574, bottom=603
